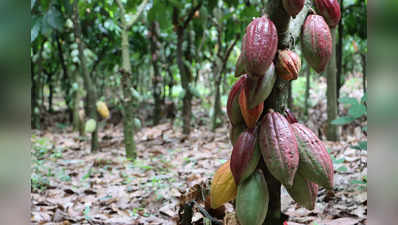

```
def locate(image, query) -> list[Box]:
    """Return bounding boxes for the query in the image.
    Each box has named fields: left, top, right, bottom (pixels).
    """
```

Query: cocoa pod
left=286, top=173, right=318, bottom=210
left=259, top=110, right=299, bottom=187
left=244, top=63, right=276, bottom=109
left=243, top=16, right=278, bottom=78
left=314, top=0, right=341, bottom=28
left=230, top=129, right=261, bottom=184
left=285, top=108, right=298, bottom=124
left=282, top=0, right=305, bottom=18
left=96, top=101, right=110, bottom=119
left=239, top=87, right=263, bottom=129
left=291, top=123, right=334, bottom=189
left=276, top=49, right=301, bottom=81
left=210, top=160, right=237, bottom=209
left=227, top=76, right=246, bottom=125
left=236, top=170, right=269, bottom=225
left=301, top=15, right=332, bottom=73
left=235, top=35, right=247, bottom=77
left=229, top=123, right=247, bottom=146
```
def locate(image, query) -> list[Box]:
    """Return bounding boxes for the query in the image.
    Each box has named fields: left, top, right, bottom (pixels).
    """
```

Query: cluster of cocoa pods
left=210, top=1, right=340, bottom=225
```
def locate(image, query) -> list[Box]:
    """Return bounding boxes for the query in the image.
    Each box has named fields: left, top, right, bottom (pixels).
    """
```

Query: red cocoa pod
left=276, top=49, right=301, bottom=81
left=229, top=123, right=247, bottom=146
left=244, top=63, right=276, bottom=109
left=230, top=129, right=261, bottom=184
left=239, top=87, right=264, bottom=129
left=243, top=16, right=278, bottom=78
left=282, top=0, right=305, bottom=18
left=291, top=123, right=334, bottom=189
left=301, top=15, right=332, bottom=73
left=259, top=110, right=299, bottom=187
left=227, top=76, right=246, bottom=125
left=286, top=173, right=318, bottom=210
left=285, top=108, right=298, bottom=124
left=314, top=0, right=341, bottom=28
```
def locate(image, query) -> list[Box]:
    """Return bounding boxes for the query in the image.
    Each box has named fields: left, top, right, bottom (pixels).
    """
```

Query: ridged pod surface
left=230, top=129, right=261, bottom=184
left=276, top=49, right=301, bottom=81
left=314, top=0, right=341, bottom=28
left=239, top=88, right=264, bottom=129
left=245, top=63, right=276, bottom=109
left=259, top=111, right=299, bottom=187
left=227, top=76, right=246, bottom=125
left=236, top=170, right=269, bottom=225
left=301, top=15, right=332, bottom=73
left=282, top=0, right=305, bottom=17
left=243, top=16, right=278, bottom=78
left=286, top=173, right=318, bottom=210
left=291, top=123, right=334, bottom=189
left=210, top=160, right=237, bottom=209
left=229, top=123, right=247, bottom=146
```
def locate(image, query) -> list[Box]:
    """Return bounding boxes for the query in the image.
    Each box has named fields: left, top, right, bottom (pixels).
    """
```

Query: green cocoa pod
left=286, top=173, right=318, bottom=210
left=245, top=62, right=276, bottom=109
left=236, top=170, right=269, bottom=225
left=227, top=76, right=246, bottom=125
left=229, top=123, right=247, bottom=146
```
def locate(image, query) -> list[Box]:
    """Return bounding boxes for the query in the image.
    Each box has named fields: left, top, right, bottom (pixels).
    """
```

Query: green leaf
left=189, top=85, right=201, bottom=98
left=46, top=7, right=64, bottom=31
left=352, top=141, right=367, bottom=151
left=31, top=0, right=37, bottom=9
left=337, top=165, right=348, bottom=172
left=361, top=93, right=368, bottom=104
left=332, top=116, right=356, bottom=125
left=348, top=102, right=366, bottom=118
left=31, top=18, right=41, bottom=42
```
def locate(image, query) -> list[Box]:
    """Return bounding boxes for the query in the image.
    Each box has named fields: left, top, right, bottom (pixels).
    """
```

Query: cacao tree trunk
left=47, top=72, right=54, bottom=113
left=336, top=0, right=344, bottom=104
left=211, top=61, right=223, bottom=131
left=72, top=0, right=99, bottom=152
left=31, top=60, right=40, bottom=129
left=326, top=28, right=338, bottom=141
left=259, top=1, right=311, bottom=224
left=150, top=22, right=162, bottom=125
left=361, top=53, right=367, bottom=93
left=304, top=66, right=311, bottom=116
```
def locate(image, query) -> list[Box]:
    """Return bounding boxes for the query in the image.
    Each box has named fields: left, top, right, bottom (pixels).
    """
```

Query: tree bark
left=361, top=53, right=367, bottom=93
left=150, top=22, right=162, bottom=125
left=326, top=28, right=338, bottom=141
left=211, top=59, right=223, bottom=131
left=115, top=0, right=148, bottom=160
left=336, top=0, right=344, bottom=105
left=304, top=66, right=311, bottom=116
left=72, top=0, right=99, bottom=151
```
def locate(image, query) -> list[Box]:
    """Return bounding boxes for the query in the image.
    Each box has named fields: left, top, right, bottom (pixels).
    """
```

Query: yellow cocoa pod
left=210, top=160, right=237, bottom=209
left=96, top=101, right=110, bottom=119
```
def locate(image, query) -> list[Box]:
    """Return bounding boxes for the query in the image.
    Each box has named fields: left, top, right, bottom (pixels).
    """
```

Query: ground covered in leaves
left=31, top=75, right=367, bottom=225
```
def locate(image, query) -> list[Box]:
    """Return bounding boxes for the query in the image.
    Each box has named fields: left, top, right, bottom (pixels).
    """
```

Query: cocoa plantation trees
left=210, top=1, right=339, bottom=224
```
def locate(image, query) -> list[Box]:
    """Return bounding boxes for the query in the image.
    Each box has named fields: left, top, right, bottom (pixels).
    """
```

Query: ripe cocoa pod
left=259, top=110, right=299, bottom=187
left=229, top=123, right=247, bottom=146
left=301, top=15, right=332, bottom=73
left=96, top=101, right=110, bottom=119
left=236, top=170, right=269, bottom=225
left=227, top=76, right=246, bottom=125
left=282, top=0, right=305, bottom=17
left=230, top=129, right=261, bottom=184
left=286, top=173, right=318, bottom=210
left=244, top=63, right=276, bottom=109
left=239, top=88, right=264, bottom=129
left=276, top=49, right=301, bottom=81
left=314, top=0, right=341, bottom=28
left=285, top=108, right=298, bottom=124
left=210, top=160, right=237, bottom=209
left=291, top=123, right=334, bottom=189
left=243, top=16, right=278, bottom=78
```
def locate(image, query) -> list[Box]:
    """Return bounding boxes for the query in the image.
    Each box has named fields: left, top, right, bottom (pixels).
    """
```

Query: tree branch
left=182, top=2, right=203, bottom=29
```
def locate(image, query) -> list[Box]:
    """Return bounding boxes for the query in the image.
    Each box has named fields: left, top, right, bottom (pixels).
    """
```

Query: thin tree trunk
left=361, top=53, right=366, bottom=93
left=115, top=0, right=148, bottom=160
left=72, top=0, right=99, bottom=151
left=31, top=60, right=40, bottom=129
left=47, top=72, right=54, bottom=113
left=336, top=0, right=344, bottom=105
left=304, top=66, right=311, bottom=116
left=211, top=61, right=223, bottom=131
left=150, top=22, right=162, bottom=125
left=326, top=28, right=338, bottom=141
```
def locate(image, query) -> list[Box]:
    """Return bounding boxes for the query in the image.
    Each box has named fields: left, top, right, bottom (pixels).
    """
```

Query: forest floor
left=31, top=75, right=367, bottom=225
